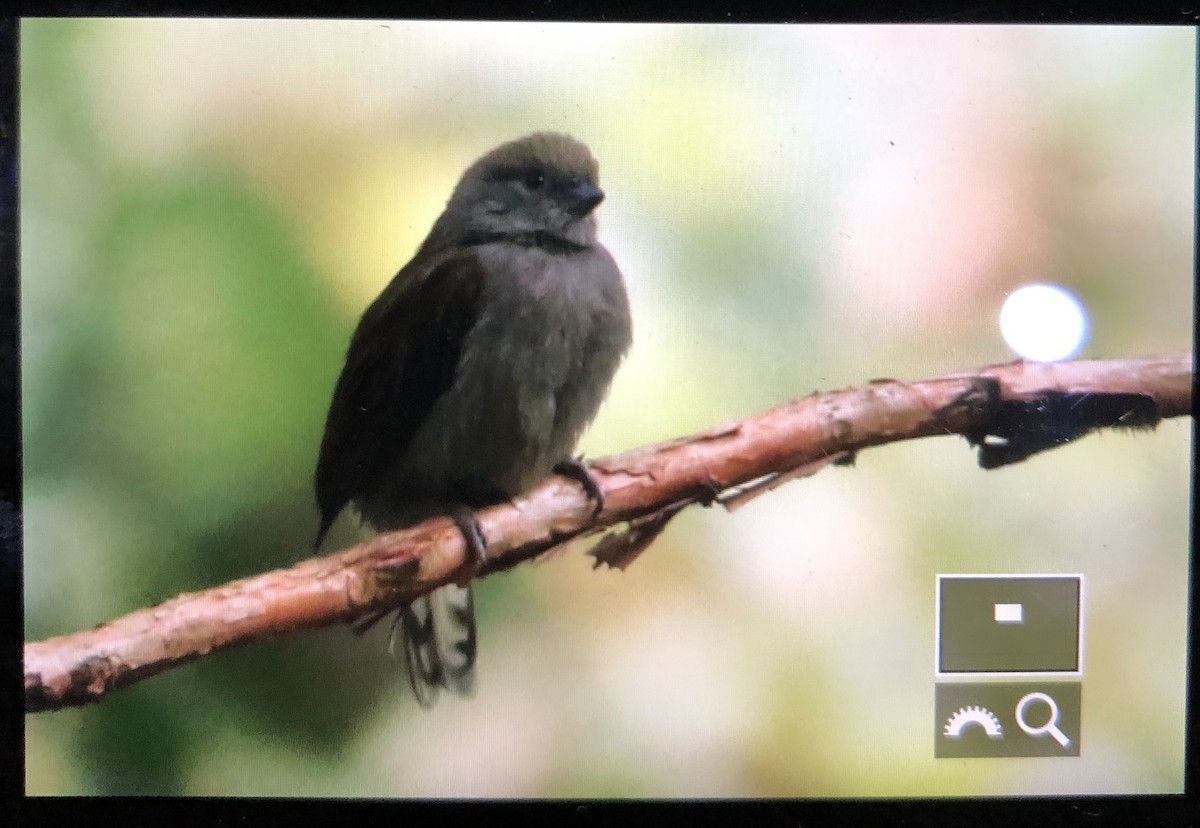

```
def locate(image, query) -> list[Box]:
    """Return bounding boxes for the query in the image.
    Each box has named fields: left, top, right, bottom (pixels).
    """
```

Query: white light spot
left=999, top=283, right=1089, bottom=362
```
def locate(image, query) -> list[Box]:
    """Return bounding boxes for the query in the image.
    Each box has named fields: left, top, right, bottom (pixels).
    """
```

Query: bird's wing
left=313, top=249, right=487, bottom=548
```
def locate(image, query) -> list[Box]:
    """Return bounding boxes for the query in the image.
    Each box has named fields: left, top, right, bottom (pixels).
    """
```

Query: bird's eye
left=522, top=169, right=546, bottom=190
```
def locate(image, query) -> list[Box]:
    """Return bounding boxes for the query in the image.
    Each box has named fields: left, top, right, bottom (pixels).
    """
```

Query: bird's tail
left=394, top=584, right=477, bottom=708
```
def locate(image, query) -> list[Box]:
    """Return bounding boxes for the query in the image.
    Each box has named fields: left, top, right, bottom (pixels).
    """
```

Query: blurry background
left=21, top=20, right=1192, bottom=796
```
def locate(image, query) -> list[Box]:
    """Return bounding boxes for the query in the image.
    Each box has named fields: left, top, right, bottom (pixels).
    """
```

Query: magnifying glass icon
left=1016, top=691, right=1071, bottom=749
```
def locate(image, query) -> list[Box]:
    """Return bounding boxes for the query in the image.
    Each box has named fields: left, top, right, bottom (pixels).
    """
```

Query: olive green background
left=21, top=21, right=1193, bottom=796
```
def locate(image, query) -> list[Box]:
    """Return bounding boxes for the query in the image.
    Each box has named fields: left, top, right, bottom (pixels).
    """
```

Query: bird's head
left=440, top=132, right=605, bottom=249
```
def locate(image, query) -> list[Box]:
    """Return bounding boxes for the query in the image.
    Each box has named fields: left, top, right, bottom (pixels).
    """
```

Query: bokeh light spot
left=999, top=283, right=1089, bottom=362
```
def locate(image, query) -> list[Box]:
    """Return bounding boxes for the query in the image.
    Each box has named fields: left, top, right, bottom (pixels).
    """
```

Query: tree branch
left=24, top=353, right=1193, bottom=712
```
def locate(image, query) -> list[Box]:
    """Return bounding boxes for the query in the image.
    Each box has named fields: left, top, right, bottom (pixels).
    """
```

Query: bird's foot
left=554, top=457, right=606, bottom=520
left=450, top=506, right=489, bottom=588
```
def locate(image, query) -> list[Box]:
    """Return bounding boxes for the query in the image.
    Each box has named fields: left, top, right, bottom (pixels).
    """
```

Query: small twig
left=23, top=353, right=1192, bottom=712
left=717, top=451, right=852, bottom=512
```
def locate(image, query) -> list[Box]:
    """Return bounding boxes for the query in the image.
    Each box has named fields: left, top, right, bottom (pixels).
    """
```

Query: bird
left=313, top=132, right=632, bottom=707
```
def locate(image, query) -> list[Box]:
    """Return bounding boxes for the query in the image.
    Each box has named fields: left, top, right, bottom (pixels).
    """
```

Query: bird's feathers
left=314, top=250, right=487, bottom=548
left=395, top=585, right=477, bottom=708
left=462, top=132, right=599, bottom=189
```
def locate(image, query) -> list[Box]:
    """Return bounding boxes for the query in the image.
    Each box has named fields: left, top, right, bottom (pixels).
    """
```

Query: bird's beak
left=567, top=181, right=605, bottom=216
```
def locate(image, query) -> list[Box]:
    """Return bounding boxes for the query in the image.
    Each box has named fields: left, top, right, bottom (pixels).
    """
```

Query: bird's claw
left=554, top=457, right=605, bottom=520
left=450, top=506, right=489, bottom=587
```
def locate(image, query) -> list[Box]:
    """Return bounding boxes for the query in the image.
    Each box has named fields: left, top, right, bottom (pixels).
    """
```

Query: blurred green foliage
left=23, top=21, right=399, bottom=791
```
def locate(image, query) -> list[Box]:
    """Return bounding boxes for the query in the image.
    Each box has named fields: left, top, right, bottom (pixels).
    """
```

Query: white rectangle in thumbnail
left=994, top=603, right=1024, bottom=624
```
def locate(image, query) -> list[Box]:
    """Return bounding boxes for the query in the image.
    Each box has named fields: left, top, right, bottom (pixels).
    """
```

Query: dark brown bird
left=314, top=132, right=632, bottom=707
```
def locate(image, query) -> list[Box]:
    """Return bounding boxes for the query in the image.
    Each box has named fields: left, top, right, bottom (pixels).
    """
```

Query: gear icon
left=944, top=705, right=1004, bottom=739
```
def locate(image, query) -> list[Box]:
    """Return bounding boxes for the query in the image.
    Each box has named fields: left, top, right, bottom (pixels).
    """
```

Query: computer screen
left=20, top=20, right=1193, bottom=799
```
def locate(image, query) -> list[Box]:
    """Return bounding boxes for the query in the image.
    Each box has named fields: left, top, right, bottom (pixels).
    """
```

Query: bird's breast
left=397, top=243, right=630, bottom=499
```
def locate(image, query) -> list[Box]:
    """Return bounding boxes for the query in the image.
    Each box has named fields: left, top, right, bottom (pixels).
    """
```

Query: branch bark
left=24, top=353, right=1193, bottom=712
